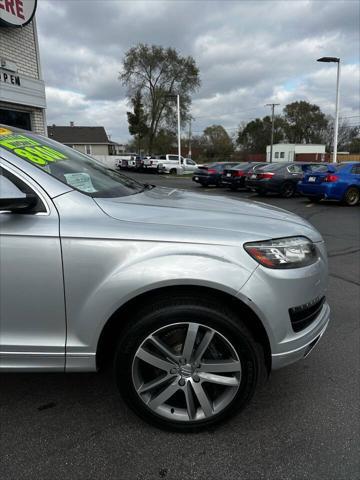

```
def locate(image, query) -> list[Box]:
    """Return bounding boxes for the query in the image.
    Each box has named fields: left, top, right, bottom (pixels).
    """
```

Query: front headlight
left=244, top=236, right=317, bottom=269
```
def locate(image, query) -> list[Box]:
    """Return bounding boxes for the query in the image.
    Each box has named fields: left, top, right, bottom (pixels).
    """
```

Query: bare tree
left=120, top=44, right=200, bottom=153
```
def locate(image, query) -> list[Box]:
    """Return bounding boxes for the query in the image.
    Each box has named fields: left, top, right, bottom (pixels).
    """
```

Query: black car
left=222, top=162, right=267, bottom=190
left=245, top=162, right=329, bottom=198
left=192, top=162, right=239, bottom=187
left=245, top=162, right=304, bottom=197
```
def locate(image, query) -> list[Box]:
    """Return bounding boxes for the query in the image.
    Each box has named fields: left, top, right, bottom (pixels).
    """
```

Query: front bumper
left=192, top=175, right=218, bottom=185
left=238, top=241, right=330, bottom=370
left=271, top=302, right=330, bottom=369
left=192, top=175, right=207, bottom=184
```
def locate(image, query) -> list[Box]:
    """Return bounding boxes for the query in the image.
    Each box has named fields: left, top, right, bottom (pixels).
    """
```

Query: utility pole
left=266, top=103, right=280, bottom=163
left=188, top=118, right=192, bottom=158
left=177, top=94, right=181, bottom=166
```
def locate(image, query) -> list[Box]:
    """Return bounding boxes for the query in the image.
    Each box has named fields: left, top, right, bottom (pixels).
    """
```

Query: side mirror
left=0, top=174, right=38, bottom=212
left=0, top=193, right=38, bottom=212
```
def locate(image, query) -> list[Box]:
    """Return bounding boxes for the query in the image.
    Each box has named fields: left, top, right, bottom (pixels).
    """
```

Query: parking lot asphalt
left=1, top=172, right=359, bottom=480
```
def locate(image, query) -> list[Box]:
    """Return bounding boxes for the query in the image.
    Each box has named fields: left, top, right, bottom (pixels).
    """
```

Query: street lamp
left=317, top=56, right=340, bottom=163
left=165, top=94, right=181, bottom=166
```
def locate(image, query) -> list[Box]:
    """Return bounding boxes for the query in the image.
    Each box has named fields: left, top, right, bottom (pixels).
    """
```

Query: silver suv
left=0, top=126, right=330, bottom=431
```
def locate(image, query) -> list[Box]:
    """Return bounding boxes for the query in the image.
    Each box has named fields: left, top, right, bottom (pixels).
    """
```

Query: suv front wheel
left=115, top=296, right=264, bottom=431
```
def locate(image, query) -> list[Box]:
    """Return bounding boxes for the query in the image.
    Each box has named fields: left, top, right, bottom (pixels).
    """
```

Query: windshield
left=0, top=128, right=145, bottom=198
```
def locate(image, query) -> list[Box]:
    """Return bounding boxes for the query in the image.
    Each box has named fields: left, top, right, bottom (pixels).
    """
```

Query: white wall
left=294, top=145, right=325, bottom=154
left=266, top=144, right=325, bottom=162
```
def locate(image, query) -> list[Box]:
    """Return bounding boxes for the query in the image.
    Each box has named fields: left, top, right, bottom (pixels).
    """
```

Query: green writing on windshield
left=0, top=134, right=68, bottom=166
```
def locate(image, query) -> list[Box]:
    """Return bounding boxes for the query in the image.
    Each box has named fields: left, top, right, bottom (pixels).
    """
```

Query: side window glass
left=0, top=174, right=24, bottom=198
left=351, top=165, right=360, bottom=174
left=0, top=166, right=46, bottom=213
left=288, top=165, right=302, bottom=173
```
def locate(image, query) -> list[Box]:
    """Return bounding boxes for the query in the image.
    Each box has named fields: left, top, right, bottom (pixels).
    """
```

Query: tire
left=169, top=168, right=177, bottom=176
left=280, top=182, right=296, bottom=198
left=342, top=187, right=360, bottom=206
left=114, top=296, right=264, bottom=431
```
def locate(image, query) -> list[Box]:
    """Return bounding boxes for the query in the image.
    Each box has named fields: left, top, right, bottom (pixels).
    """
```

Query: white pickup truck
left=115, top=153, right=141, bottom=170
left=143, top=155, right=198, bottom=174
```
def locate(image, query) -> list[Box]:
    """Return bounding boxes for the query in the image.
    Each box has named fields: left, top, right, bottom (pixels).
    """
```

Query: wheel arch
left=96, top=284, right=271, bottom=374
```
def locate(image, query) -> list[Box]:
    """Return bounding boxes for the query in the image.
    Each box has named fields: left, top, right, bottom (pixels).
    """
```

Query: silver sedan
left=0, top=125, right=330, bottom=430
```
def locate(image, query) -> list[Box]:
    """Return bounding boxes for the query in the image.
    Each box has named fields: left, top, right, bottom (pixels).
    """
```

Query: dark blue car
left=298, top=162, right=360, bottom=206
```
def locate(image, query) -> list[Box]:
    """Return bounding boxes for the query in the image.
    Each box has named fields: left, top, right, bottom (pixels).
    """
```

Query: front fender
left=62, top=240, right=256, bottom=370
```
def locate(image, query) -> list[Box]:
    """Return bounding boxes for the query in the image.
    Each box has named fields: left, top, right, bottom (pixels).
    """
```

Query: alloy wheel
left=345, top=187, right=360, bottom=206
left=281, top=182, right=295, bottom=198
left=131, top=322, right=242, bottom=422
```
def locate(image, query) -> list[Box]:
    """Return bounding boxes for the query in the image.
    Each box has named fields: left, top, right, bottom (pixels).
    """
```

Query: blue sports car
left=298, top=162, right=360, bottom=206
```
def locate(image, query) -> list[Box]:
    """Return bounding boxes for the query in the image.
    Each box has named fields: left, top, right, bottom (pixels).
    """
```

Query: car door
left=0, top=161, right=66, bottom=370
left=184, top=159, right=197, bottom=172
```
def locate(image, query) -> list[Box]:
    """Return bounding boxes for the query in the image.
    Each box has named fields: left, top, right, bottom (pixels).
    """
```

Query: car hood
left=94, top=187, right=323, bottom=243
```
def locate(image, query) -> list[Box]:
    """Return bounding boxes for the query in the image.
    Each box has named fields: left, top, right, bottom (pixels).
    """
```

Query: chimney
left=70, top=121, right=74, bottom=127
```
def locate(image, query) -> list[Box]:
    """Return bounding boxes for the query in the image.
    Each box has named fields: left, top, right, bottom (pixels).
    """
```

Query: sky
left=36, top=0, right=360, bottom=143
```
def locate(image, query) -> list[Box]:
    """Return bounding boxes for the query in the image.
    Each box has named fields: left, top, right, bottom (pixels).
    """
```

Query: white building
left=266, top=144, right=326, bottom=162
left=0, top=1, right=46, bottom=134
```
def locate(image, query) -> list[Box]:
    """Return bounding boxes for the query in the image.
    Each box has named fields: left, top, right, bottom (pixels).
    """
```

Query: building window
left=280, top=152, right=285, bottom=158
left=0, top=109, right=31, bottom=130
left=275, top=152, right=279, bottom=159
left=86, top=145, right=92, bottom=155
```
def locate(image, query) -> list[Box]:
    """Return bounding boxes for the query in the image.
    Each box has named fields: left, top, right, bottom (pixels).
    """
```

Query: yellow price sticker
left=0, top=133, right=68, bottom=166
left=0, top=128, right=12, bottom=136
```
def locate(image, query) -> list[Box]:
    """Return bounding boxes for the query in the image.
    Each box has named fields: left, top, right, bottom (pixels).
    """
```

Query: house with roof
left=47, top=122, right=125, bottom=156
